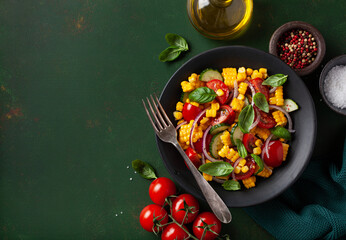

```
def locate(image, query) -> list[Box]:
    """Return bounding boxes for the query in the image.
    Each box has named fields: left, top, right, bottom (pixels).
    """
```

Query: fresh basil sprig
left=251, top=154, right=264, bottom=175
left=253, top=92, right=269, bottom=113
left=198, top=161, right=234, bottom=177
left=262, top=74, right=288, bottom=87
left=132, top=159, right=157, bottom=180
left=189, top=87, right=217, bottom=103
left=159, top=33, right=189, bottom=62
left=238, top=105, right=255, bottom=133
left=270, top=126, right=291, bottom=140
left=222, top=179, right=241, bottom=191
left=236, top=139, right=248, bottom=158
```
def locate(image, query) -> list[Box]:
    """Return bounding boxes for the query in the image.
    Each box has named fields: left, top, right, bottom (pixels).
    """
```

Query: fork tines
left=142, top=94, right=173, bottom=132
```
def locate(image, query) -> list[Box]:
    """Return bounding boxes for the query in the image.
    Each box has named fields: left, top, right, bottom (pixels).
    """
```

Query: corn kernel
left=241, top=166, right=249, bottom=173
left=257, top=167, right=272, bottom=178
left=206, top=108, right=217, bottom=118
left=216, top=89, right=224, bottom=96
left=221, top=131, right=232, bottom=146
left=239, top=159, right=247, bottom=167
left=234, top=166, right=241, bottom=174
left=231, top=98, right=244, bottom=112
left=259, top=68, right=267, bottom=74
left=173, top=111, right=183, bottom=120
left=253, top=147, right=261, bottom=155
left=251, top=70, right=262, bottom=79
left=246, top=68, right=253, bottom=76
left=211, top=102, right=220, bottom=110
left=203, top=172, right=213, bottom=181
left=222, top=68, right=237, bottom=88
left=186, top=98, right=190, bottom=103
left=237, top=93, right=245, bottom=100
left=282, top=143, right=289, bottom=161
left=255, top=139, right=262, bottom=147
left=242, top=176, right=256, bottom=189
left=238, top=67, right=246, bottom=74
left=190, top=102, right=200, bottom=107
left=200, top=117, right=209, bottom=125
left=181, top=81, right=194, bottom=92
left=176, top=102, right=184, bottom=111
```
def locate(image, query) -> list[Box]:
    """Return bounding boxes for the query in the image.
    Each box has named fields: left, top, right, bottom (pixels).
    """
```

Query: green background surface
left=0, top=0, right=345, bottom=239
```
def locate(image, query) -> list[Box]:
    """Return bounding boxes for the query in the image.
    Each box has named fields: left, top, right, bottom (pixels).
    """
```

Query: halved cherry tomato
left=185, top=147, right=202, bottom=169
left=211, top=105, right=235, bottom=125
left=250, top=77, right=269, bottom=101
left=194, top=134, right=212, bottom=153
left=234, top=158, right=256, bottom=180
left=182, top=103, right=202, bottom=121
left=206, top=79, right=230, bottom=104
left=262, top=140, right=283, bottom=167
left=242, top=133, right=258, bottom=153
left=254, top=106, right=276, bottom=129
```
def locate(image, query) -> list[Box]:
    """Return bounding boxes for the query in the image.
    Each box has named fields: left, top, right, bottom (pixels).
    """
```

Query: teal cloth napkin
left=245, top=139, right=346, bottom=240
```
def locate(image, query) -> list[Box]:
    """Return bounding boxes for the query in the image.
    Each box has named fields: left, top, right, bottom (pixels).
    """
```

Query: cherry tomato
left=139, top=204, right=168, bottom=232
left=182, top=103, right=202, bottom=121
left=161, top=223, right=189, bottom=240
left=206, top=79, right=230, bottom=104
left=234, top=158, right=256, bottom=180
left=255, top=107, right=276, bottom=129
left=172, top=194, right=199, bottom=224
left=262, top=140, right=283, bottom=167
left=211, top=105, right=235, bottom=125
left=185, top=147, right=202, bottom=169
left=149, top=177, right=177, bottom=206
left=192, top=212, right=221, bottom=240
left=194, top=134, right=212, bottom=153
left=250, top=77, right=269, bottom=101
left=242, top=133, right=258, bottom=153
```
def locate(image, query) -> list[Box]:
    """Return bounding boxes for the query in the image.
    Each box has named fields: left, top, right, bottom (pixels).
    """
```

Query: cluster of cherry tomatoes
left=139, top=177, right=223, bottom=240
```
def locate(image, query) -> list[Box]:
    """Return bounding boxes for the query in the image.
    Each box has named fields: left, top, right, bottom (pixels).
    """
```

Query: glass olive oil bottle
left=187, top=0, right=253, bottom=40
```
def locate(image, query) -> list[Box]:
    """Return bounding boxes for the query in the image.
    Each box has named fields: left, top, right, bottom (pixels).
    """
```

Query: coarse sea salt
left=324, top=65, right=346, bottom=109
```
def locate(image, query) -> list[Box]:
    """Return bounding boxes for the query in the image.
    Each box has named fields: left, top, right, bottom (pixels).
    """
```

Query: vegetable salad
left=173, top=67, right=298, bottom=190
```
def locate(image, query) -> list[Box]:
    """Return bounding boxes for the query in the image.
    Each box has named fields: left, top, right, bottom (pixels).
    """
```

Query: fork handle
left=173, top=142, right=232, bottom=224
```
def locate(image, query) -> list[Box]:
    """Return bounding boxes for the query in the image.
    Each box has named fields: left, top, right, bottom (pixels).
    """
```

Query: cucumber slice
left=230, top=123, right=244, bottom=146
left=200, top=68, right=223, bottom=82
left=209, top=123, right=230, bottom=135
left=283, top=99, right=299, bottom=112
left=209, top=133, right=223, bottom=158
left=180, top=92, right=189, bottom=103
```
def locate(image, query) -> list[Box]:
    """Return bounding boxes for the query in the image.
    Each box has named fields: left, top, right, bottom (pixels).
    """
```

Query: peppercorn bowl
left=155, top=46, right=317, bottom=207
left=319, top=54, right=346, bottom=116
left=269, top=21, right=326, bottom=76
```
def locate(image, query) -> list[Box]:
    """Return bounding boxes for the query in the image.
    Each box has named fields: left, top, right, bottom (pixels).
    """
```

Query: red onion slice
left=249, top=107, right=261, bottom=130
left=201, top=154, right=206, bottom=165
left=175, top=121, right=187, bottom=131
left=189, top=108, right=208, bottom=150
left=212, top=177, right=226, bottom=184
left=202, top=125, right=222, bottom=162
left=269, top=105, right=294, bottom=132
left=244, top=80, right=256, bottom=98
left=269, top=86, right=277, bottom=93
left=232, top=80, right=238, bottom=100
left=231, top=157, right=242, bottom=180
left=262, top=134, right=273, bottom=160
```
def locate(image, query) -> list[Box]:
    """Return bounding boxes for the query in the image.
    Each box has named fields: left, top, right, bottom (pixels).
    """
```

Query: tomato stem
left=168, top=214, right=199, bottom=240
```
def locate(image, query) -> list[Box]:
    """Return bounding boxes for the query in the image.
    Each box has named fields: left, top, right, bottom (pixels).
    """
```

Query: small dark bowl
left=319, top=54, right=346, bottom=115
left=156, top=46, right=317, bottom=207
left=269, top=21, right=326, bottom=76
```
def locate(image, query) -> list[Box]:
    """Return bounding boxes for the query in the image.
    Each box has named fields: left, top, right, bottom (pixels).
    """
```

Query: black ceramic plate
left=156, top=46, right=316, bottom=207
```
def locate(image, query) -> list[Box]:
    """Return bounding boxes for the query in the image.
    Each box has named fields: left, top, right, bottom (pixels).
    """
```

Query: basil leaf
left=270, top=126, right=291, bottom=140
left=198, top=161, right=234, bottom=177
left=159, top=46, right=182, bottom=62
left=251, top=154, right=264, bottom=175
left=222, top=179, right=241, bottom=191
left=165, top=33, right=188, bottom=51
left=253, top=92, right=269, bottom=113
left=262, top=74, right=288, bottom=87
left=238, top=105, right=254, bottom=133
left=131, top=159, right=157, bottom=180
left=236, top=139, right=248, bottom=158
left=189, top=87, right=217, bottom=103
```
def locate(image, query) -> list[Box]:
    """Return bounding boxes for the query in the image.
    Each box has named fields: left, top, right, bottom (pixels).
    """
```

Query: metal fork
left=142, top=94, right=232, bottom=224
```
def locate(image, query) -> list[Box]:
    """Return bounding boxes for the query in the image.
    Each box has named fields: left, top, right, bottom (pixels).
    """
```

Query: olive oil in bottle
left=187, top=0, right=253, bottom=40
